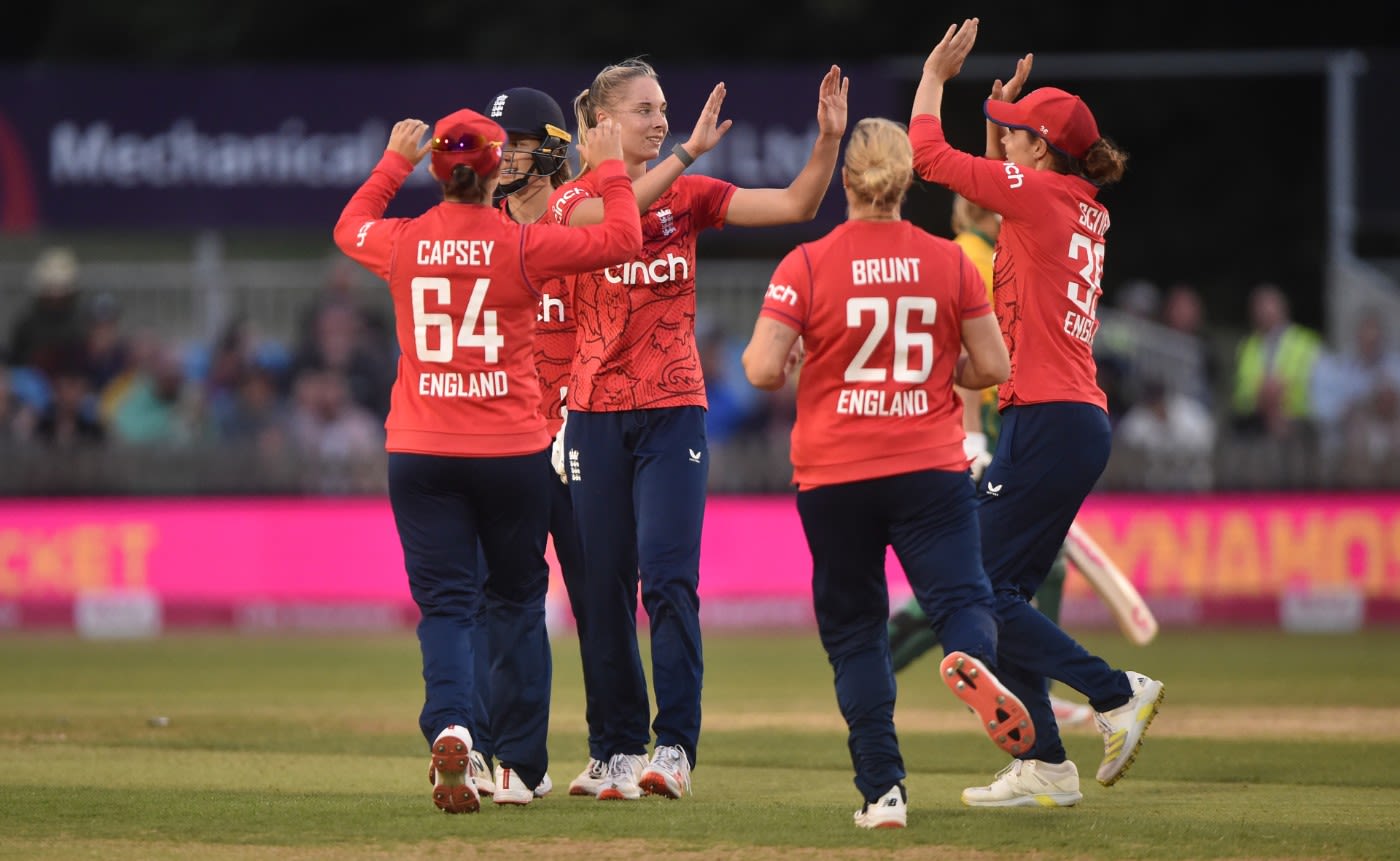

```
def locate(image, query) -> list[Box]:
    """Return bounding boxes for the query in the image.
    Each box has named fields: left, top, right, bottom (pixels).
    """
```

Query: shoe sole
left=961, top=790, right=1082, bottom=808
left=638, top=771, right=687, bottom=799
left=854, top=816, right=906, bottom=829
left=430, top=734, right=480, bottom=814
left=940, top=652, right=1036, bottom=756
left=569, top=782, right=601, bottom=796
left=1098, top=681, right=1165, bottom=786
left=596, top=787, right=641, bottom=800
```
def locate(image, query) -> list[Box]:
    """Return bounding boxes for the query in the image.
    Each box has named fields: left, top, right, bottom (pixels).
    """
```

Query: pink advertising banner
left=1, top=494, right=1398, bottom=630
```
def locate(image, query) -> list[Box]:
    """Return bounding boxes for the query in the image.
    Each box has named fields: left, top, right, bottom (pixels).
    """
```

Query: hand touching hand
left=815, top=65, right=850, bottom=139
left=991, top=53, right=1034, bottom=104
left=923, top=18, right=979, bottom=84
left=580, top=118, right=623, bottom=167
left=387, top=119, right=431, bottom=165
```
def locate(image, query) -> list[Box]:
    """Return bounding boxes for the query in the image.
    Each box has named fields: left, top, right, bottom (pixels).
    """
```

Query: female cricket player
left=547, top=58, right=847, bottom=802
left=910, top=18, right=1164, bottom=807
left=742, top=116, right=1034, bottom=828
left=333, top=109, right=640, bottom=813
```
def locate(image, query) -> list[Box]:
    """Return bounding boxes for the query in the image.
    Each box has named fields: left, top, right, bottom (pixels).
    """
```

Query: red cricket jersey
left=548, top=172, right=736, bottom=412
left=759, top=219, right=991, bottom=489
left=333, top=152, right=640, bottom=456
left=497, top=198, right=571, bottom=438
left=909, top=114, right=1109, bottom=412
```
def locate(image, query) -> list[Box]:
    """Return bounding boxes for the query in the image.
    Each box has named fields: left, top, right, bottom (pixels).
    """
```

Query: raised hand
left=681, top=82, right=734, bottom=158
left=388, top=119, right=431, bottom=165
left=816, top=64, right=849, bottom=138
left=581, top=117, right=623, bottom=167
left=991, top=53, right=1034, bottom=104
left=923, top=18, right=979, bottom=84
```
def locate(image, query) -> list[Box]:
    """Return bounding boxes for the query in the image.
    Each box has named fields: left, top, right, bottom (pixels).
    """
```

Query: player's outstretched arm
left=985, top=53, right=1033, bottom=159
left=912, top=18, right=978, bottom=122
left=724, top=65, right=848, bottom=227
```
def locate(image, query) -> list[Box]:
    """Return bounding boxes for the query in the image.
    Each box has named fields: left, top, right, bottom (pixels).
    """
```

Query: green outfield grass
left=2, top=628, right=1398, bottom=860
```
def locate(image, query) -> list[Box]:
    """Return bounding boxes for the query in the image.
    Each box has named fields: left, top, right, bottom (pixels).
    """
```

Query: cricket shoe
left=939, top=651, right=1035, bottom=756
left=491, top=764, right=533, bottom=806
left=429, top=725, right=480, bottom=814
left=638, top=744, right=691, bottom=799
left=1095, top=671, right=1165, bottom=786
left=853, top=783, right=907, bottom=829
left=568, top=758, right=607, bottom=796
left=470, top=750, right=495, bottom=796
left=533, top=772, right=553, bottom=798
left=1050, top=694, right=1095, bottom=729
left=595, top=753, right=648, bottom=801
left=962, top=759, right=1083, bottom=808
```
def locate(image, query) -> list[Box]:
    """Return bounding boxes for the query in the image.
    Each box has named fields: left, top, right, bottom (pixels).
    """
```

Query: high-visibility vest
left=1232, top=324, right=1322, bottom=418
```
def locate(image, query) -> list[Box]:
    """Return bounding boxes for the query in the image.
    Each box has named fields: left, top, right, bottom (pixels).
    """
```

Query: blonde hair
left=572, top=57, right=659, bottom=175
left=842, top=118, right=912, bottom=211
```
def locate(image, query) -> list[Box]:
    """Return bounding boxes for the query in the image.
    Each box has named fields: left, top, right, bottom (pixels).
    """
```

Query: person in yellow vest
left=1231, top=282, right=1322, bottom=437
left=887, top=194, right=1090, bottom=727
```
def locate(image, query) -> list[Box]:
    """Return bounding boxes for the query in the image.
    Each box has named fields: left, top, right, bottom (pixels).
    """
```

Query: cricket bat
left=1063, top=520, right=1159, bottom=646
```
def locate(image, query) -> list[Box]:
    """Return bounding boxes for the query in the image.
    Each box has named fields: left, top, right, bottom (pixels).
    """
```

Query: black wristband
left=672, top=143, right=696, bottom=168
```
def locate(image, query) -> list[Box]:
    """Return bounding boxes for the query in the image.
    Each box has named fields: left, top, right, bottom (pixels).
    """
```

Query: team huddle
left=332, top=17, right=1164, bottom=829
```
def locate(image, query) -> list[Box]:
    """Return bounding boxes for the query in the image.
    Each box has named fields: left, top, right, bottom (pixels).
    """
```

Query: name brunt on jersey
left=769, top=254, right=935, bottom=419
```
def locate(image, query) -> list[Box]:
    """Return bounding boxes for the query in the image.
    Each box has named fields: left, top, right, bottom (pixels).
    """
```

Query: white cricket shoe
left=469, top=749, right=495, bottom=796
left=595, top=753, right=647, bottom=801
left=533, top=772, right=553, bottom=798
left=1095, top=672, right=1165, bottom=786
left=569, top=758, right=607, bottom=796
left=638, top=744, right=691, bottom=799
left=429, top=725, right=480, bottom=814
left=962, top=759, right=1083, bottom=807
left=853, top=783, right=907, bottom=829
left=491, top=763, right=534, bottom=806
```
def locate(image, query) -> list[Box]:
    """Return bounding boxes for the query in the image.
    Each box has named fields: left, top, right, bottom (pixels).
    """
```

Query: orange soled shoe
left=939, top=652, right=1035, bottom=756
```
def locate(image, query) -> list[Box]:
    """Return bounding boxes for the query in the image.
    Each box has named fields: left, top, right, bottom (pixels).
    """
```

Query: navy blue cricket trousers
left=566, top=406, right=707, bottom=768
left=470, top=467, right=600, bottom=762
left=978, top=403, right=1133, bottom=762
left=798, top=468, right=1000, bottom=804
left=388, top=449, right=553, bottom=789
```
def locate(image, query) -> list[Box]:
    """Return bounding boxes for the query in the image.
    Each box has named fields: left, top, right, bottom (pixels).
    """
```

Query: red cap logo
left=983, top=87, right=1100, bottom=161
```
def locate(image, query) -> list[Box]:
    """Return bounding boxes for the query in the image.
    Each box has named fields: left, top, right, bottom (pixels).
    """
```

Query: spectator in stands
left=82, top=292, right=132, bottom=394
left=286, top=368, right=383, bottom=493
left=291, top=301, right=393, bottom=422
left=7, top=247, right=88, bottom=378
left=1230, top=282, right=1322, bottom=439
left=107, top=340, right=206, bottom=446
left=698, top=315, right=768, bottom=445
left=1158, top=282, right=1218, bottom=408
left=0, top=366, right=38, bottom=443
left=215, top=362, right=291, bottom=457
left=33, top=358, right=105, bottom=448
left=1115, top=375, right=1216, bottom=490
left=1310, top=311, right=1400, bottom=482
left=1094, top=278, right=1160, bottom=425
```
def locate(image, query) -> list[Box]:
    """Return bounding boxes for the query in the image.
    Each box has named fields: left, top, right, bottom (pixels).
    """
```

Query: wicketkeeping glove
left=551, top=405, right=568, bottom=484
left=964, top=431, right=993, bottom=483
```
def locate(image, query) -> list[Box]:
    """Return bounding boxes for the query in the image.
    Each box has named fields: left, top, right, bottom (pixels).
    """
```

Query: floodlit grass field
left=2, top=628, right=1398, bottom=860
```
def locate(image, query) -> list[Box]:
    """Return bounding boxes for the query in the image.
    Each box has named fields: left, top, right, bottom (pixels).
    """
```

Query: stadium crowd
left=4, top=244, right=1399, bottom=495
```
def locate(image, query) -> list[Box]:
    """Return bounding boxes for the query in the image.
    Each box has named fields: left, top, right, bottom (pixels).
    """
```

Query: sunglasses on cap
left=431, top=133, right=504, bottom=154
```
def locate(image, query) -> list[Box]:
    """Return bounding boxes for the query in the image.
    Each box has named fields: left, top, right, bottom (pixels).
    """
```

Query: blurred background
left=2, top=5, right=1398, bottom=635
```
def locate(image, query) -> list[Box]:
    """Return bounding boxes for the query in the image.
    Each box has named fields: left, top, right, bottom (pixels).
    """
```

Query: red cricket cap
left=983, top=87, right=1100, bottom=160
left=430, top=109, right=506, bottom=179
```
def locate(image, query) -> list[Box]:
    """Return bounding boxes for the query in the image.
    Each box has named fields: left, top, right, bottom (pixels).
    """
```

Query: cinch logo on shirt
left=765, top=283, right=798, bottom=305
left=603, top=253, right=689, bottom=286
left=538, top=292, right=565, bottom=323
